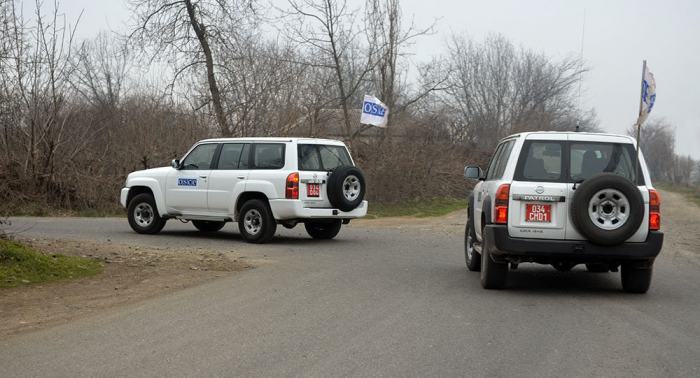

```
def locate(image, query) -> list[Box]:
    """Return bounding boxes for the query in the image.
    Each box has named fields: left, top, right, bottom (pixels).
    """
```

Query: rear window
left=514, top=141, right=564, bottom=182
left=514, top=140, right=645, bottom=184
left=298, top=144, right=352, bottom=171
left=570, top=142, right=643, bottom=184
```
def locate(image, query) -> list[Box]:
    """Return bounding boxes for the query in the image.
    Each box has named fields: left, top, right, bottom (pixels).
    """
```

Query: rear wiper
left=572, top=178, right=585, bottom=190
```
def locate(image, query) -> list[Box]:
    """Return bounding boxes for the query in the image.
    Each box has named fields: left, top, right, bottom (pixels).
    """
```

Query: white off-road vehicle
left=121, top=138, right=367, bottom=243
left=464, top=132, right=663, bottom=293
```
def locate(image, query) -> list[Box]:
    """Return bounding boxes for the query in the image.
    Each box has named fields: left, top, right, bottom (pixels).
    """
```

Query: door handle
left=199, top=175, right=208, bottom=178
left=237, top=176, right=245, bottom=179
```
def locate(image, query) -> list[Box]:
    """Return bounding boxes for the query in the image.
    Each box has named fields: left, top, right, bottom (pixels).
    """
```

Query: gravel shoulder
left=0, top=239, right=255, bottom=338
left=1, top=188, right=697, bottom=339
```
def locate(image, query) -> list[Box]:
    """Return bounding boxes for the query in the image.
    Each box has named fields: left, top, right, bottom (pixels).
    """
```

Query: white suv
left=464, top=132, right=663, bottom=293
left=121, top=138, right=367, bottom=243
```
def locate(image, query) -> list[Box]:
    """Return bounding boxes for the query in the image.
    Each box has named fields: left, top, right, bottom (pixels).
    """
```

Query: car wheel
left=621, top=262, right=653, bottom=294
left=480, top=230, right=508, bottom=289
left=571, top=173, right=644, bottom=246
left=238, top=199, right=277, bottom=244
left=465, top=215, right=481, bottom=271
left=585, top=263, right=610, bottom=273
left=552, top=262, right=576, bottom=272
left=304, top=220, right=342, bottom=239
left=192, top=220, right=225, bottom=232
left=127, top=193, right=165, bottom=235
left=327, top=165, right=366, bottom=212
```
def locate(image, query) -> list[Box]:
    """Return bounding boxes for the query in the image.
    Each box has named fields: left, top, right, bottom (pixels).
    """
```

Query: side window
left=252, top=143, right=285, bottom=169
left=217, top=143, right=246, bottom=170
left=239, top=143, right=250, bottom=169
left=486, top=141, right=515, bottom=181
left=485, top=143, right=506, bottom=181
left=181, top=144, right=218, bottom=170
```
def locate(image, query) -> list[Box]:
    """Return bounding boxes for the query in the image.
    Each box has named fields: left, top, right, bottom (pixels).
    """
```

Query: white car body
left=121, top=137, right=367, bottom=243
left=464, top=131, right=664, bottom=292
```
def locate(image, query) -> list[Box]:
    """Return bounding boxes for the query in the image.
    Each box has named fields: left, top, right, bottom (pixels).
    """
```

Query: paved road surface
left=1, top=213, right=699, bottom=377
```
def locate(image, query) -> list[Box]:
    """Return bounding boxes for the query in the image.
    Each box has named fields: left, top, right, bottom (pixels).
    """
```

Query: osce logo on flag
left=360, top=94, right=388, bottom=127
left=363, top=101, right=386, bottom=117
left=178, top=178, right=197, bottom=187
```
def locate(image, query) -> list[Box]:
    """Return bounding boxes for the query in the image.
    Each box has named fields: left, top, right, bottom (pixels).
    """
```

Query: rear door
left=297, top=142, right=353, bottom=209
left=565, top=134, right=648, bottom=241
left=508, top=136, right=568, bottom=240
left=207, top=142, right=250, bottom=214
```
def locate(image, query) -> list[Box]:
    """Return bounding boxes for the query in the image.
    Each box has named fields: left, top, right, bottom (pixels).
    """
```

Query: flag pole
left=635, top=60, right=646, bottom=186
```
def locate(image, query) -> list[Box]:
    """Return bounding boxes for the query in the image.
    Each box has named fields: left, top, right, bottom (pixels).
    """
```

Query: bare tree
left=280, top=0, right=376, bottom=151
left=626, top=119, right=676, bottom=182
left=673, top=155, right=695, bottom=186
left=363, top=0, right=446, bottom=142
left=439, top=33, right=595, bottom=150
left=127, top=0, right=260, bottom=137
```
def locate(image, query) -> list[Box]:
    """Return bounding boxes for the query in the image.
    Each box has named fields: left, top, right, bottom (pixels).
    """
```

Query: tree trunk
left=184, top=0, right=229, bottom=137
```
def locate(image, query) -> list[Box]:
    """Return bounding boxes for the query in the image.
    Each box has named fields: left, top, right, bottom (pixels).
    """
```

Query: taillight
left=286, top=173, right=299, bottom=199
left=495, top=184, right=510, bottom=224
left=649, top=189, right=660, bottom=230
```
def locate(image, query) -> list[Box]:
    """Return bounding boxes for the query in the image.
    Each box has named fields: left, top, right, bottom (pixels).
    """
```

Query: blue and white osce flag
left=636, top=64, right=656, bottom=126
left=360, top=95, right=388, bottom=128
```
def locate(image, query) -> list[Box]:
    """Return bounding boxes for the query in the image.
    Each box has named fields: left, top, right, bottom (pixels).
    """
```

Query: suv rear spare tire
left=571, top=173, right=644, bottom=246
left=327, top=165, right=366, bottom=212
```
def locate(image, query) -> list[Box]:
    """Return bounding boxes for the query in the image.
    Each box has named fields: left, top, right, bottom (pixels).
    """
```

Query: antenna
left=576, top=8, right=586, bottom=132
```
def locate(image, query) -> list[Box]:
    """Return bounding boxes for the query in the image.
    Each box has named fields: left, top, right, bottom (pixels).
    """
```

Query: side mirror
left=464, top=166, right=484, bottom=180
left=171, top=159, right=181, bottom=169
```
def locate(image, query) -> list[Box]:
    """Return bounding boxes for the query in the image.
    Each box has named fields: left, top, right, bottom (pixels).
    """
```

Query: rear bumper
left=484, top=224, right=663, bottom=262
left=269, top=199, right=368, bottom=220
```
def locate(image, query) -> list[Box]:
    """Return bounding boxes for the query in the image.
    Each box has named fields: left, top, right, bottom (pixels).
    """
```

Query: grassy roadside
left=0, top=238, right=103, bottom=288
left=366, top=197, right=468, bottom=219
left=655, top=183, right=700, bottom=207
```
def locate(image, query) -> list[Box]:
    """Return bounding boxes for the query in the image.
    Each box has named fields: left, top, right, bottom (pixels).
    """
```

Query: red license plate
left=307, top=184, right=320, bottom=197
left=526, top=204, right=551, bottom=222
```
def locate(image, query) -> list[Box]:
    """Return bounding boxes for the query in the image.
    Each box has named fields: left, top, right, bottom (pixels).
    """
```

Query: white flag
left=636, top=64, right=656, bottom=125
left=360, top=95, right=388, bottom=127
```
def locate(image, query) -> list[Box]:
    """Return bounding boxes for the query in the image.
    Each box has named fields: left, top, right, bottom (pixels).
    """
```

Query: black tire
left=327, top=165, right=366, bottom=212
left=552, top=262, right=575, bottom=272
left=127, top=193, right=165, bottom=235
left=192, top=220, right=225, bottom=232
left=621, top=263, right=653, bottom=294
left=238, top=200, right=277, bottom=244
left=465, top=214, right=481, bottom=271
left=304, top=220, right=342, bottom=239
left=571, top=173, right=644, bottom=246
left=480, top=230, right=508, bottom=289
left=585, top=263, right=610, bottom=273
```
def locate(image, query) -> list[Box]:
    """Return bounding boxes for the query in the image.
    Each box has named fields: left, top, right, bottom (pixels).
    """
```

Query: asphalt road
left=2, top=215, right=700, bottom=377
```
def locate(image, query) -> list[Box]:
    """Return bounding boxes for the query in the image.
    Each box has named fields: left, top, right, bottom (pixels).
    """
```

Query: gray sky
left=39, top=0, right=700, bottom=158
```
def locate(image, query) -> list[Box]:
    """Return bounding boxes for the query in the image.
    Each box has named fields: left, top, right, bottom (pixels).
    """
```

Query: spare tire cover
left=570, top=172, right=644, bottom=246
left=327, top=165, right=366, bottom=212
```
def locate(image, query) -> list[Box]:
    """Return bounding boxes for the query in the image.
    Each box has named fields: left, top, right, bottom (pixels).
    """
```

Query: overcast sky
left=39, top=0, right=700, bottom=158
